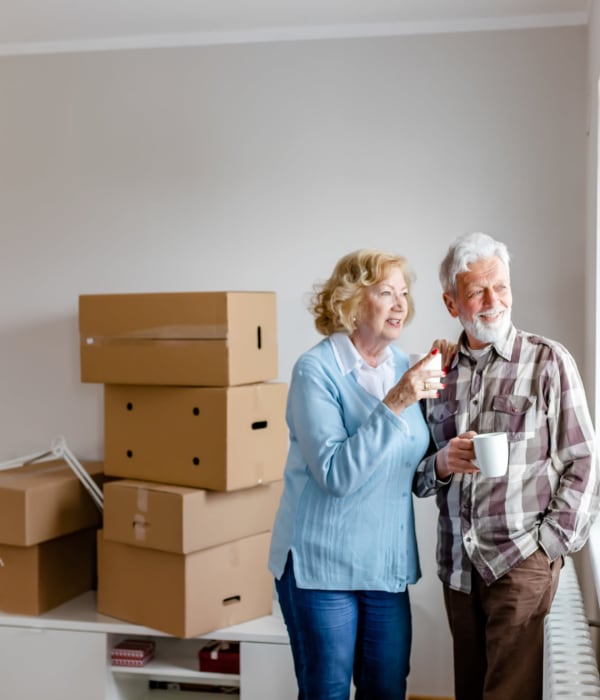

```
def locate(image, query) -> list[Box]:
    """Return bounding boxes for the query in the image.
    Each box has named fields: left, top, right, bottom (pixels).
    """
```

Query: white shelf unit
left=0, top=591, right=296, bottom=700
left=110, top=638, right=241, bottom=686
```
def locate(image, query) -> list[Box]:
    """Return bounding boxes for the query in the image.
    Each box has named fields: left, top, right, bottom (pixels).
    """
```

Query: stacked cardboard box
left=79, top=291, right=287, bottom=638
left=0, top=458, right=103, bottom=615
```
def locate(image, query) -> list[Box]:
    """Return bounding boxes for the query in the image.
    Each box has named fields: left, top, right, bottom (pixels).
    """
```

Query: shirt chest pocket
left=427, top=400, right=459, bottom=448
left=492, top=394, right=537, bottom=440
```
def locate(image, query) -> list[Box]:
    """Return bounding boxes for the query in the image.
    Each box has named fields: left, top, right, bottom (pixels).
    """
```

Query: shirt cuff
left=434, top=446, right=453, bottom=485
left=423, top=454, right=451, bottom=490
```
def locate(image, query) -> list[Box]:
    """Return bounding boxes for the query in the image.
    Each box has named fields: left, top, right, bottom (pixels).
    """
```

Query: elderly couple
left=268, top=232, right=600, bottom=700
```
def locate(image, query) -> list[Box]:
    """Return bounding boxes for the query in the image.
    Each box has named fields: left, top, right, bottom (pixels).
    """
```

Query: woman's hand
left=383, top=348, right=445, bottom=415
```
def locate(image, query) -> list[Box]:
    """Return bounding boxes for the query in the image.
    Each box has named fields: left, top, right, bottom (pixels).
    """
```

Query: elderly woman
left=269, top=249, right=449, bottom=700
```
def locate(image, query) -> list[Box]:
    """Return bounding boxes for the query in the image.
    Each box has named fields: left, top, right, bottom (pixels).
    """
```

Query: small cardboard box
left=103, top=479, right=283, bottom=553
left=0, top=459, right=104, bottom=546
left=79, top=291, right=278, bottom=387
left=97, top=530, right=273, bottom=638
left=0, top=528, right=97, bottom=615
left=103, top=382, right=288, bottom=490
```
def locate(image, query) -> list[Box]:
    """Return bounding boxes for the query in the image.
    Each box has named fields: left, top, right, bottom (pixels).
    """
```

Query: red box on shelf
left=198, top=641, right=240, bottom=674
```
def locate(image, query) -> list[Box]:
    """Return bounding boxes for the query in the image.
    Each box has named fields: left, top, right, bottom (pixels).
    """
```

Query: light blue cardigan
left=268, top=337, right=430, bottom=592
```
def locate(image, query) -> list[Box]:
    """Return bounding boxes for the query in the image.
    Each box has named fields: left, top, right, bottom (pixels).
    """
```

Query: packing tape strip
left=83, top=323, right=229, bottom=342
left=136, top=487, right=149, bottom=512
left=132, top=514, right=148, bottom=541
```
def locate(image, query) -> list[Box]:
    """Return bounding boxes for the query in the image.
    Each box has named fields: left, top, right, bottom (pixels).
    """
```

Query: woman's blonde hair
left=311, top=249, right=415, bottom=336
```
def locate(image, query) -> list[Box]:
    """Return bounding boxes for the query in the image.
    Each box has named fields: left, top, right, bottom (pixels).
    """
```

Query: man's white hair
left=439, top=232, right=510, bottom=295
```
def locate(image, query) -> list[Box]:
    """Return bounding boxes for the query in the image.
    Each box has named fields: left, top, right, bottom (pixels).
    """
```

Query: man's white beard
left=461, top=308, right=512, bottom=345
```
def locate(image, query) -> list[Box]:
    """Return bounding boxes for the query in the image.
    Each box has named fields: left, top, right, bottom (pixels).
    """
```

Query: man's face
left=443, top=256, right=512, bottom=349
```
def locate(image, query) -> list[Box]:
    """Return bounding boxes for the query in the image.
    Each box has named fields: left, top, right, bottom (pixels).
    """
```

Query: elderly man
left=414, top=231, right=599, bottom=700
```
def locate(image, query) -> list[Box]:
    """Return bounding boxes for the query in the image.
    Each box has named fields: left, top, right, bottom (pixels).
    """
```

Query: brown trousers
left=443, top=549, right=562, bottom=700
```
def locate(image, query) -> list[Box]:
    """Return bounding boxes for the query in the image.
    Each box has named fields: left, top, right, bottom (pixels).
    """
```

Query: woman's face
left=354, top=266, right=409, bottom=348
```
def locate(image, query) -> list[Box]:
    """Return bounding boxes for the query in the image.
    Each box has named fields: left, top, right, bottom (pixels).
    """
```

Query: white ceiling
left=0, top=0, right=591, bottom=56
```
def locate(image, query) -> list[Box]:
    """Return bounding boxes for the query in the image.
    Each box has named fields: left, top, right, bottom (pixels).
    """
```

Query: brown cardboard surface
left=0, top=528, right=97, bottom=615
left=0, top=459, right=104, bottom=546
left=103, top=382, right=288, bottom=490
left=97, top=531, right=273, bottom=638
left=103, top=479, right=283, bottom=553
left=79, top=291, right=278, bottom=386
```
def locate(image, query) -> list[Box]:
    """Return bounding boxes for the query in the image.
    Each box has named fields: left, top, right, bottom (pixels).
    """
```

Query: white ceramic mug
left=472, top=432, right=509, bottom=478
left=409, top=351, right=443, bottom=392
left=409, top=352, right=443, bottom=372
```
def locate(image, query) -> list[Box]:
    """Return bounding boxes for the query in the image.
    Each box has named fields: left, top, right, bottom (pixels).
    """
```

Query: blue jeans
left=275, top=555, right=411, bottom=700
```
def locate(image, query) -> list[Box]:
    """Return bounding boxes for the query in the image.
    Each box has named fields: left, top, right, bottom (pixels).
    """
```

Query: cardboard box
left=103, top=382, right=288, bottom=490
left=0, top=528, right=97, bottom=615
left=97, top=531, right=273, bottom=638
left=0, top=459, right=104, bottom=546
left=79, top=291, right=278, bottom=387
left=103, top=479, right=283, bottom=553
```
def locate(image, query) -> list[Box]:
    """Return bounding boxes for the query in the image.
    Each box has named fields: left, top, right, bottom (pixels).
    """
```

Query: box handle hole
left=257, top=326, right=262, bottom=349
left=223, top=595, right=241, bottom=606
left=251, top=420, right=268, bottom=430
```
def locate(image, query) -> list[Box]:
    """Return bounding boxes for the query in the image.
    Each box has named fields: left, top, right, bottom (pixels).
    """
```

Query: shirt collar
left=456, top=323, right=516, bottom=364
left=329, top=332, right=394, bottom=375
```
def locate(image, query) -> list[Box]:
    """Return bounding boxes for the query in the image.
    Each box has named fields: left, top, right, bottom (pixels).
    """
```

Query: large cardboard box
left=0, top=459, right=104, bottom=546
left=97, top=531, right=273, bottom=638
left=103, top=382, right=288, bottom=490
left=79, top=291, right=278, bottom=387
left=0, top=528, right=97, bottom=615
left=103, top=479, right=283, bottom=553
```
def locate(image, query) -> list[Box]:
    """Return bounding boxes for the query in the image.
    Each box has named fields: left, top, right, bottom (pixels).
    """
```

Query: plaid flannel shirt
left=414, top=324, right=600, bottom=593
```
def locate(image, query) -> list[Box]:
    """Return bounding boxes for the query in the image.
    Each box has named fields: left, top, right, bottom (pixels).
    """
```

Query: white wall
left=0, top=26, right=587, bottom=696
